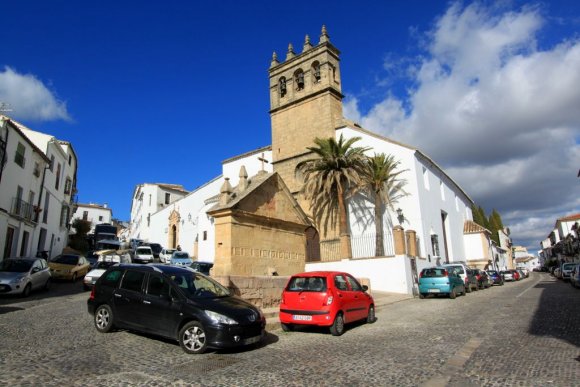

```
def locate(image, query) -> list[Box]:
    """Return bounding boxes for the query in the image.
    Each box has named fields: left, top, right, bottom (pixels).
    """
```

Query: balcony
left=11, top=197, right=38, bottom=222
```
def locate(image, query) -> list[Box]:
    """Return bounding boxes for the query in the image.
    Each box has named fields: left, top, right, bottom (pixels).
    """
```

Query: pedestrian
left=176, top=245, right=181, bottom=251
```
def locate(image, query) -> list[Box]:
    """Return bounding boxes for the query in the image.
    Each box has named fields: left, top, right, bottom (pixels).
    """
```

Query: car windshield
left=421, top=268, right=448, bottom=278
left=170, top=272, right=229, bottom=298
left=563, top=263, right=575, bottom=270
left=444, top=265, right=464, bottom=274
left=136, top=248, right=151, bottom=254
left=173, top=252, right=190, bottom=259
left=0, top=259, right=32, bottom=273
left=95, top=261, right=117, bottom=270
left=487, top=270, right=498, bottom=275
left=500, top=271, right=511, bottom=274
left=52, top=255, right=79, bottom=265
left=286, top=276, right=327, bottom=292
left=165, top=249, right=176, bottom=255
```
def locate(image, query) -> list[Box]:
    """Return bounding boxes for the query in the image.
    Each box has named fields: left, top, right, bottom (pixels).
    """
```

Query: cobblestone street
left=1, top=272, right=579, bottom=386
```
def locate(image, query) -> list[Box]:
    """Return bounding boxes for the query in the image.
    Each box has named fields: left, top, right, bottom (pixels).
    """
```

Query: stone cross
left=257, top=153, right=269, bottom=172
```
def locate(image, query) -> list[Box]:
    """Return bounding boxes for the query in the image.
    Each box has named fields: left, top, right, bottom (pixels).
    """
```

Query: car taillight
left=443, top=270, right=448, bottom=277
left=89, top=287, right=95, bottom=300
left=325, top=290, right=334, bottom=306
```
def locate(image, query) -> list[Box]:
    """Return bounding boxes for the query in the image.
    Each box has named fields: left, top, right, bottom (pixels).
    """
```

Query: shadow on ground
left=528, top=275, right=580, bottom=348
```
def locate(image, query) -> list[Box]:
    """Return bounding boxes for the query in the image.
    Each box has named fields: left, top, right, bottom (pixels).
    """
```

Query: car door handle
left=114, top=294, right=122, bottom=298
left=143, top=300, right=151, bottom=305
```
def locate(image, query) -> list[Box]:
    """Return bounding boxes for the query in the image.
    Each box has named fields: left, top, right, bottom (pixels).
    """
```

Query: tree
left=296, top=134, right=369, bottom=259
left=68, top=219, right=92, bottom=253
left=360, top=153, right=408, bottom=256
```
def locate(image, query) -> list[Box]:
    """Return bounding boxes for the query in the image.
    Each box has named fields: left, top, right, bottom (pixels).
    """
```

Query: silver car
left=0, top=258, right=51, bottom=297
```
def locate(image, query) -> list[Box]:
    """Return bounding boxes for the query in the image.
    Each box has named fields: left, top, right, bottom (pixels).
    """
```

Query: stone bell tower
left=269, top=26, right=344, bottom=195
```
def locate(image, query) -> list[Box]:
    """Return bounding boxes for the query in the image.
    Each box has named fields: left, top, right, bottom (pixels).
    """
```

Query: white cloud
left=344, top=2, right=580, bottom=252
left=0, top=66, right=71, bottom=122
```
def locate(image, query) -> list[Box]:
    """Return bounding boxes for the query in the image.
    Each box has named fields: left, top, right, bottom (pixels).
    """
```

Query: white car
left=84, top=251, right=131, bottom=290
left=133, top=246, right=154, bottom=264
left=159, top=248, right=176, bottom=263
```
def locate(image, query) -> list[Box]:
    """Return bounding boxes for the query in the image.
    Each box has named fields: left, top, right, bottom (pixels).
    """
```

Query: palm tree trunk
left=337, top=184, right=352, bottom=259
left=374, top=194, right=384, bottom=256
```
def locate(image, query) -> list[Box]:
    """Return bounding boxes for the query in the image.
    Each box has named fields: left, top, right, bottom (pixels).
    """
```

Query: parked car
left=501, top=270, right=515, bottom=282
left=473, top=269, right=492, bottom=289
left=86, top=251, right=99, bottom=269
left=159, top=248, right=176, bottom=263
left=133, top=246, right=154, bottom=264
left=553, top=267, right=561, bottom=279
left=441, top=263, right=478, bottom=293
left=83, top=261, right=118, bottom=290
left=87, top=264, right=265, bottom=354
left=170, top=251, right=193, bottom=267
left=191, top=261, right=214, bottom=275
left=516, top=269, right=526, bottom=280
left=83, top=251, right=131, bottom=290
left=418, top=266, right=465, bottom=299
left=279, top=271, right=375, bottom=336
left=561, top=263, right=576, bottom=281
left=49, top=254, right=90, bottom=281
left=486, top=270, right=504, bottom=286
left=570, top=264, right=580, bottom=289
left=520, top=268, right=530, bottom=278
left=0, top=257, right=51, bottom=296
left=149, top=243, right=163, bottom=259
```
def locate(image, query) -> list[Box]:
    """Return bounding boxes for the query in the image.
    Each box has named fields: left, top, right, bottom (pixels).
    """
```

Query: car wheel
left=43, top=278, right=51, bottom=291
left=367, top=305, right=376, bottom=324
left=329, top=313, right=345, bottom=336
left=461, top=285, right=466, bottom=296
left=473, top=284, right=478, bottom=291
left=21, top=283, right=31, bottom=298
left=179, top=321, right=208, bottom=354
left=281, top=323, right=293, bottom=332
left=419, top=293, right=425, bottom=299
left=72, top=272, right=77, bottom=282
left=94, top=305, right=114, bottom=333
left=449, top=288, right=457, bottom=299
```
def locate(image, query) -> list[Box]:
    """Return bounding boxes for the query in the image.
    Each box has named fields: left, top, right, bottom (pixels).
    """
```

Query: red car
left=512, top=269, right=521, bottom=281
left=279, top=271, right=375, bottom=336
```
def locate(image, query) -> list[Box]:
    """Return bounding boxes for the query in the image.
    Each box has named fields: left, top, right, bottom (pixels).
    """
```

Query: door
left=3, top=227, right=15, bottom=259
left=333, top=274, right=358, bottom=323
left=345, top=274, right=369, bottom=321
left=141, top=274, right=181, bottom=337
left=113, top=270, right=146, bottom=328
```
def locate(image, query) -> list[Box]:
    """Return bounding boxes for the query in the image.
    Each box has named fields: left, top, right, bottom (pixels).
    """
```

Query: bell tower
left=269, top=26, right=344, bottom=194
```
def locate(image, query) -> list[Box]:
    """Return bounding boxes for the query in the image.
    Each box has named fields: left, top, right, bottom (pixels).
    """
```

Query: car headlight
left=10, top=276, right=27, bottom=284
left=84, top=277, right=92, bottom=282
left=205, top=310, right=238, bottom=325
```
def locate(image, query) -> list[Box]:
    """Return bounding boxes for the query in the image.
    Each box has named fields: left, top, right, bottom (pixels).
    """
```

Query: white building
left=70, top=203, right=113, bottom=233
left=0, top=115, right=78, bottom=260
left=129, top=183, right=189, bottom=242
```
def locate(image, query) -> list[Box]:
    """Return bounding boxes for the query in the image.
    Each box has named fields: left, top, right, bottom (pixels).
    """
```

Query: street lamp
left=396, top=208, right=404, bottom=225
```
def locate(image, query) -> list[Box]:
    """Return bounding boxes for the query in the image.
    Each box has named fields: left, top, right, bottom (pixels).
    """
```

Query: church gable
left=236, top=174, right=308, bottom=226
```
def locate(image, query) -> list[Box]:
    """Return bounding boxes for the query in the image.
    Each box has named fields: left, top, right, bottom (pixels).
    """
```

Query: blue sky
left=2, top=1, right=579, bottom=254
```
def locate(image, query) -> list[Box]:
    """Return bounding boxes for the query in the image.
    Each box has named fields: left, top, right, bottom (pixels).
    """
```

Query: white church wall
left=306, top=256, right=414, bottom=294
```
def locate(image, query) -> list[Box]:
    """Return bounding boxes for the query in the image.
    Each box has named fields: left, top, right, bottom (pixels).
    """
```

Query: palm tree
left=295, top=134, right=369, bottom=259
left=360, top=153, right=408, bottom=256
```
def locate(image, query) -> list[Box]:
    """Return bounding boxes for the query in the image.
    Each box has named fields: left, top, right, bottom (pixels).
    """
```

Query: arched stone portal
left=168, top=210, right=180, bottom=249
left=305, top=226, right=320, bottom=262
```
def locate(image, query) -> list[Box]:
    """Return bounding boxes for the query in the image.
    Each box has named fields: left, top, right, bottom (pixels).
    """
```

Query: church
left=133, top=26, right=482, bottom=294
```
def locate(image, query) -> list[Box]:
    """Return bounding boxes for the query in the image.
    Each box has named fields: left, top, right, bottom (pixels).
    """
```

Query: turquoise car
left=418, top=267, right=466, bottom=299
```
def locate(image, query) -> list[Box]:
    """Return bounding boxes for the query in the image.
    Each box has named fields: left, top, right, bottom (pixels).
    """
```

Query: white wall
left=71, top=205, right=112, bottom=232
left=306, top=256, right=416, bottom=294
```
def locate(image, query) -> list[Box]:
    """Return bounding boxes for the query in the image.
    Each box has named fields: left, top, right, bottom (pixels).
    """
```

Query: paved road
left=0, top=272, right=579, bottom=386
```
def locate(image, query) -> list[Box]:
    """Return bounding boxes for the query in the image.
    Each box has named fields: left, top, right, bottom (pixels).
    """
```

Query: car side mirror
left=32, top=267, right=40, bottom=273
left=362, top=285, right=369, bottom=292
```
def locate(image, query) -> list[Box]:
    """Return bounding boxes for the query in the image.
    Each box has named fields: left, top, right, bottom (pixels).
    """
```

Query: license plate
left=428, top=289, right=441, bottom=293
left=292, top=315, right=312, bottom=321
left=243, top=335, right=262, bottom=345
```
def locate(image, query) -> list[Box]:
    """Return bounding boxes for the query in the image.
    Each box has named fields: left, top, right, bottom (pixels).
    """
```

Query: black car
left=191, top=261, right=214, bottom=276
left=148, top=243, right=163, bottom=259
left=87, top=264, right=265, bottom=354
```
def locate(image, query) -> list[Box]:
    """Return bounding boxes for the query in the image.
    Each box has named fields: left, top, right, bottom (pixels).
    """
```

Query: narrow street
left=0, top=272, right=578, bottom=386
